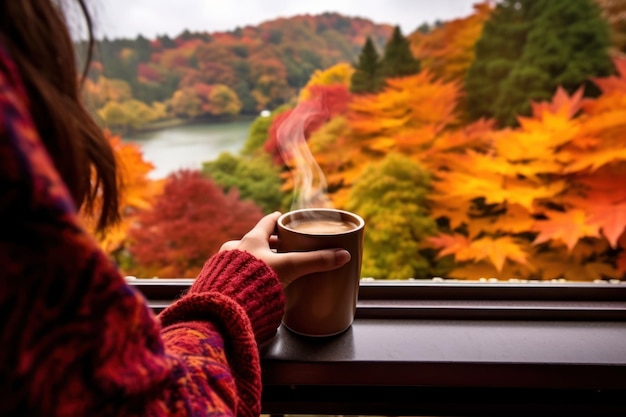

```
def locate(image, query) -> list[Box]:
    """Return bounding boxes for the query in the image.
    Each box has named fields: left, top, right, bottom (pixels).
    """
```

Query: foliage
left=167, top=83, right=241, bottom=119
left=429, top=60, right=626, bottom=280
left=465, top=0, right=614, bottom=127
left=409, top=2, right=493, bottom=82
left=97, top=99, right=164, bottom=132
left=127, top=170, right=264, bottom=278
left=346, top=154, right=437, bottom=279
left=202, top=152, right=287, bottom=213
left=311, top=71, right=462, bottom=207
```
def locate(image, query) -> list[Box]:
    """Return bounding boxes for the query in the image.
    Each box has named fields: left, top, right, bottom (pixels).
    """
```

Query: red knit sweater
left=0, top=44, right=285, bottom=416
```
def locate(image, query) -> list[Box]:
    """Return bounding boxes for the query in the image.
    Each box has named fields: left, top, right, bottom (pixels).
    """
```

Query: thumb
left=279, top=249, right=351, bottom=287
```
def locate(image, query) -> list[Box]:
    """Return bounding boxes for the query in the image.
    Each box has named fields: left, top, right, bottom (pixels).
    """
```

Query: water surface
left=124, top=119, right=253, bottom=179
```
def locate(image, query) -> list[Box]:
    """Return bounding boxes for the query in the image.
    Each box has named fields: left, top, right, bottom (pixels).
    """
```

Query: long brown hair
left=0, top=0, right=119, bottom=231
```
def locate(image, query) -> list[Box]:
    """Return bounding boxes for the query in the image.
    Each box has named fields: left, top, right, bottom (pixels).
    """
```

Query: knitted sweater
left=0, top=44, right=285, bottom=416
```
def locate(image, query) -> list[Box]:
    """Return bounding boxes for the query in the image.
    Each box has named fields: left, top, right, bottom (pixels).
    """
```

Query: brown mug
left=277, top=208, right=365, bottom=337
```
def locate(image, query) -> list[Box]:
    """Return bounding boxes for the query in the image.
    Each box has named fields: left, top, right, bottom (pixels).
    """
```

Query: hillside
left=83, top=13, right=393, bottom=131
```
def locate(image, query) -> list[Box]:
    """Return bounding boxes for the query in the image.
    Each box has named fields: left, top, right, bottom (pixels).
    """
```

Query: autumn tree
left=300, top=63, right=354, bottom=101
left=128, top=170, right=264, bottom=278
left=466, top=0, right=614, bottom=127
left=350, top=37, right=383, bottom=94
left=98, top=99, right=164, bottom=133
left=169, top=87, right=202, bottom=118
left=346, top=153, right=437, bottom=279
left=380, top=26, right=421, bottom=79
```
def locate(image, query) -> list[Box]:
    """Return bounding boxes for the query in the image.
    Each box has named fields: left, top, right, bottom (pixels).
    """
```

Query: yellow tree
left=298, top=63, right=355, bottom=101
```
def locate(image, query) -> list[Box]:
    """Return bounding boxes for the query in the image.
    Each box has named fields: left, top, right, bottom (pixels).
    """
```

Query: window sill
left=129, top=279, right=626, bottom=416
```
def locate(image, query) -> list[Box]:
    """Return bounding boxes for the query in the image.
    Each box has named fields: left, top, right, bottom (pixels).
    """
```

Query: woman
left=0, top=1, right=351, bottom=415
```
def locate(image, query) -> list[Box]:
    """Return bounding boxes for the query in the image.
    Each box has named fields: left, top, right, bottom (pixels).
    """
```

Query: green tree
left=466, top=0, right=613, bottom=127
left=202, top=152, right=286, bottom=214
left=346, top=154, right=436, bottom=280
left=380, top=26, right=421, bottom=79
left=242, top=105, right=291, bottom=155
left=350, top=37, right=383, bottom=94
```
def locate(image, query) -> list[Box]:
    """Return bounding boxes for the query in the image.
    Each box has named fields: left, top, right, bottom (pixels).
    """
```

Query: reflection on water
left=124, top=119, right=253, bottom=179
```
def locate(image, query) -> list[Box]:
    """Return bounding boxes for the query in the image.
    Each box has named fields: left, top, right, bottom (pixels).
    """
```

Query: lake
left=124, top=119, right=254, bottom=179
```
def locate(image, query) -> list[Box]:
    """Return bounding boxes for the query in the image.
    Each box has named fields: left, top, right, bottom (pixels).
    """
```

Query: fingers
left=277, top=249, right=351, bottom=286
left=220, top=240, right=239, bottom=252
left=244, top=211, right=281, bottom=241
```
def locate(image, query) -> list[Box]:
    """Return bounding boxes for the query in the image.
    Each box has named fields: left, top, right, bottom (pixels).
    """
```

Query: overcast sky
left=92, top=0, right=479, bottom=40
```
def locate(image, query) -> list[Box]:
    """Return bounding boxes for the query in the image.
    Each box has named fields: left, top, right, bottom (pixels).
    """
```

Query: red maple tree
left=127, top=170, right=264, bottom=278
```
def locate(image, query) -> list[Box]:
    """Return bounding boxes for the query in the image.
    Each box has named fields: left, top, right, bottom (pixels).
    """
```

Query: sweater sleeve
left=0, top=45, right=283, bottom=417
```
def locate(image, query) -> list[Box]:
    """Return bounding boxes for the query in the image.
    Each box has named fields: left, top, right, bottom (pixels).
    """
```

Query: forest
left=82, top=0, right=626, bottom=281
left=80, top=13, right=392, bottom=133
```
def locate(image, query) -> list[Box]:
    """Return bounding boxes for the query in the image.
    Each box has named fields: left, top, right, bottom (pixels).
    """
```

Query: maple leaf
left=586, top=202, right=626, bottom=248
left=532, top=209, right=601, bottom=250
left=528, top=87, right=584, bottom=121
left=427, top=233, right=471, bottom=258
left=468, top=236, right=529, bottom=271
left=564, top=147, right=626, bottom=173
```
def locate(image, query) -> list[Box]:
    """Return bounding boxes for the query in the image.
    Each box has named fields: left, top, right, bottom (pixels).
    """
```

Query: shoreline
left=116, top=114, right=258, bottom=139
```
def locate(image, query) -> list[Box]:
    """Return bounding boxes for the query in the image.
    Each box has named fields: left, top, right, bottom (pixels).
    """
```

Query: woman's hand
left=220, top=212, right=351, bottom=288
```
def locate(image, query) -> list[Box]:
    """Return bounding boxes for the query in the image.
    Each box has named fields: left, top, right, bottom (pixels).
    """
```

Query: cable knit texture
left=0, top=41, right=284, bottom=417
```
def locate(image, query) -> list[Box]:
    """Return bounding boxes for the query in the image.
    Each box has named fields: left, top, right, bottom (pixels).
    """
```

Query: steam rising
left=277, top=98, right=334, bottom=212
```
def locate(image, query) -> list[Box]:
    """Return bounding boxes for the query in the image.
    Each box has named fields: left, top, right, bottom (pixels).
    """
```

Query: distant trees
left=465, top=0, right=614, bottom=127
left=79, top=13, right=394, bottom=132
left=380, top=26, right=421, bottom=78
left=351, top=26, right=420, bottom=94
left=350, top=37, right=383, bottom=94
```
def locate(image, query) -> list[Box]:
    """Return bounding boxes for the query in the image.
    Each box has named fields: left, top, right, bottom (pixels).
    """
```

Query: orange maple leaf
left=468, top=236, right=529, bottom=271
left=532, top=209, right=601, bottom=250
left=427, top=233, right=471, bottom=258
left=586, top=202, right=626, bottom=248
left=528, top=86, right=584, bottom=121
